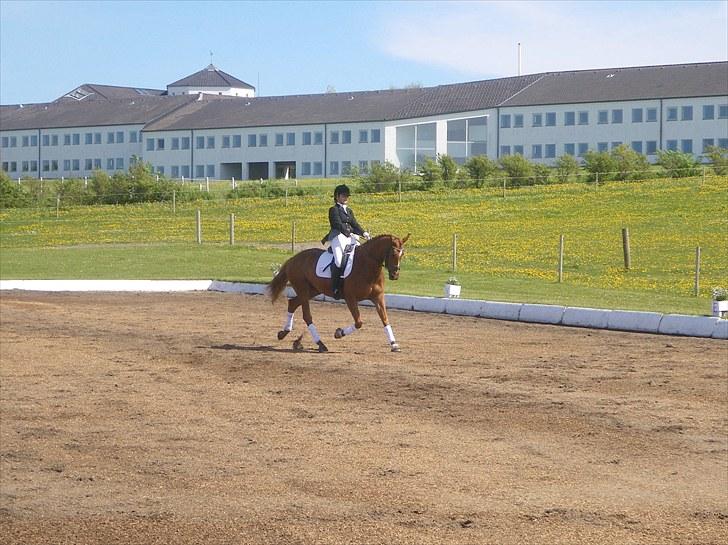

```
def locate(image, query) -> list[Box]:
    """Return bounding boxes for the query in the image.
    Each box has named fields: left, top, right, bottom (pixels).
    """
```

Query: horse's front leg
left=372, top=293, right=399, bottom=352
left=335, top=298, right=363, bottom=339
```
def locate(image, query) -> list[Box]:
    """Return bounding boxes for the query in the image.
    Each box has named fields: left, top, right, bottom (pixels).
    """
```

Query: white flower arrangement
left=711, top=287, right=728, bottom=301
left=446, top=276, right=460, bottom=286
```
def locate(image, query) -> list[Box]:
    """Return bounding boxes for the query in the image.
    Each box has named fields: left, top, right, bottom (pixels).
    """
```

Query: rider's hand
left=363, top=232, right=371, bottom=240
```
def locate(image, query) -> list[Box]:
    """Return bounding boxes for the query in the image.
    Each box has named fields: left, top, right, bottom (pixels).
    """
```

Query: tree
left=499, top=154, right=534, bottom=186
left=583, top=150, right=617, bottom=182
left=532, top=164, right=551, bottom=185
left=464, top=155, right=498, bottom=187
left=656, top=149, right=701, bottom=178
left=554, top=154, right=580, bottom=183
left=0, top=171, right=30, bottom=208
left=611, top=144, right=650, bottom=180
left=418, top=156, right=443, bottom=189
left=704, top=145, right=727, bottom=175
left=437, top=154, right=459, bottom=183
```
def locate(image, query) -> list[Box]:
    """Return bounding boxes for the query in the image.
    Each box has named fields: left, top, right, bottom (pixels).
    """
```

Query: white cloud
left=379, top=0, right=728, bottom=78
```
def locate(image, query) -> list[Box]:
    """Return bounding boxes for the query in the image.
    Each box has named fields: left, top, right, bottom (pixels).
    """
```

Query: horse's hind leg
left=300, top=298, right=328, bottom=353
left=277, top=295, right=303, bottom=340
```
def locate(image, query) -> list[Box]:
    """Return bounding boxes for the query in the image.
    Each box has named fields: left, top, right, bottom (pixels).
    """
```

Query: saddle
left=316, top=244, right=356, bottom=279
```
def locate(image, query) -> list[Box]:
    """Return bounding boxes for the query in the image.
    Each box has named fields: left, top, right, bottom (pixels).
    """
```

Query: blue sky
left=1, top=0, right=726, bottom=105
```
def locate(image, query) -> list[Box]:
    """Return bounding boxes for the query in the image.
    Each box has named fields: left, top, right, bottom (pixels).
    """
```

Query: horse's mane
left=364, top=234, right=394, bottom=244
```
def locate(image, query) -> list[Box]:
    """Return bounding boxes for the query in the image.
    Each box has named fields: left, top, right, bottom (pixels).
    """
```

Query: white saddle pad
left=315, top=249, right=355, bottom=279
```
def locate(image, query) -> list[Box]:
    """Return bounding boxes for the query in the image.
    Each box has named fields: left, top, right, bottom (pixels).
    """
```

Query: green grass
left=1, top=175, right=726, bottom=316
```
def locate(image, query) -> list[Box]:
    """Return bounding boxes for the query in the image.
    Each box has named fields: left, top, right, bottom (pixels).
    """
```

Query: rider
left=322, top=184, right=370, bottom=299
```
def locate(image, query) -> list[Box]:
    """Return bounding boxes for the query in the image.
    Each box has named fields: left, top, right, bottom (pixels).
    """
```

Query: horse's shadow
left=208, top=343, right=317, bottom=354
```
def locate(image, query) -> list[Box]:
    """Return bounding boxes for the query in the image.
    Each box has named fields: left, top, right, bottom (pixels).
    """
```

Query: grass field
left=1, top=175, right=726, bottom=316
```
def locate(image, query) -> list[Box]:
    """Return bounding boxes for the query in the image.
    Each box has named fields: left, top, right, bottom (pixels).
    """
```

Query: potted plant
left=711, top=287, right=728, bottom=318
left=444, top=276, right=461, bottom=298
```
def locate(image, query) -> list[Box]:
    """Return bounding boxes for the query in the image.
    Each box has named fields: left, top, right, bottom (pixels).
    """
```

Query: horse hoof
left=277, top=330, right=290, bottom=340
left=318, top=341, right=329, bottom=353
left=391, top=343, right=400, bottom=352
left=292, top=335, right=304, bottom=351
left=334, top=328, right=344, bottom=339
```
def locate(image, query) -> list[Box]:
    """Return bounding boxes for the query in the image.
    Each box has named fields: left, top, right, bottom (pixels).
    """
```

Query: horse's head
left=385, top=234, right=410, bottom=281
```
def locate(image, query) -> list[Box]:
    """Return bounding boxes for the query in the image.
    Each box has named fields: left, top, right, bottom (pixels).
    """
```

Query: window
left=30, top=160, right=37, bottom=172
left=341, top=161, right=351, bottom=175
left=329, top=161, right=339, bottom=175
left=116, top=131, right=124, bottom=143
left=94, top=133, right=101, bottom=144
left=314, top=131, right=323, bottom=145
left=181, top=137, right=190, bottom=150
left=85, top=133, right=93, bottom=145
left=156, top=166, right=164, bottom=175
left=646, top=141, right=657, bottom=155
left=146, top=138, right=155, bottom=151
left=301, top=162, right=311, bottom=175
left=564, top=111, right=575, bottom=126
left=51, top=160, right=59, bottom=171
left=22, top=161, right=29, bottom=172
left=259, top=134, right=267, bottom=147
left=22, top=136, right=29, bottom=147
left=9, top=162, right=16, bottom=172
left=611, top=109, right=623, bottom=124
left=500, top=145, right=511, bottom=156
left=666, top=107, right=678, bottom=121
left=222, top=135, right=230, bottom=148
left=302, top=132, right=312, bottom=145
left=666, top=139, right=678, bottom=151
left=646, top=108, right=657, bottom=122
left=702, top=138, right=715, bottom=152
left=313, top=162, right=322, bottom=176
left=598, top=110, right=608, bottom=124
left=10, top=136, right=17, bottom=147
left=72, top=133, right=80, bottom=145
left=64, top=159, right=71, bottom=171
left=107, top=158, right=115, bottom=170
left=43, top=160, right=50, bottom=172
left=85, top=159, right=93, bottom=170
left=52, top=135, right=59, bottom=146
left=196, top=136, right=205, bottom=149
left=681, top=139, right=693, bottom=153
left=233, top=135, right=242, bottom=148
left=611, top=141, right=622, bottom=150
left=719, top=138, right=728, bottom=149
left=532, top=113, right=543, bottom=127
left=29, top=135, right=37, bottom=146
left=181, top=165, right=190, bottom=178
left=703, top=105, right=715, bottom=120
left=171, top=137, right=180, bottom=150
left=248, top=134, right=257, bottom=147
left=359, top=130, right=368, bottom=143
left=631, top=141, right=643, bottom=154
left=632, top=108, right=643, bottom=123
left=545, top=112, right=556, bottom=126
left=107, top=132, right=115, bottom=144
left=359, top=160, right=369, bottom=173
left=156, top=138, right=164, bottom=150
left=1, top=137, right=7, bottom=147
left=513, top=114, right=523, bottom=128
left=286, top=132, right=295, bottom=146
left=195, top=165, right=204, bottom=178
left=513, top=145, right=524, bottom=156
left=681, top=106, right=693, bottom=121
left=171, top=166, right=179, bottom=178
left=564, top=143, right=575, bottom=156
left=275, top=133, right=284, bottom=146
left=718, top=105, right=728, bottom=119
left=130, top=131, right=138, bottom=143
left=578, top=111, right=589, bottom=125
left=330, top=131, right=339, bottom=144
left=342, top=130, right=351, bottom=144
left=500, top=114, right=511, bottom=128
left=71, top=159, right=79, bottom=171
left=206, top=165, right=214, bottom=177
left=115, top=158, right=124, bottom=170
left=42, top=135, right=50, bottom=146
left=94, top=159, right=101, bottom=169
left=370, top=129, right=380, bottom=143
left=545, top=144, right=556, bottom=159
left=597, top=142, right=608, bottom=152
left=531, top=144, right=542, bottom=159
left=577, top=143, right=588, bottom=157
left=207, top=136, right=215, bottom=149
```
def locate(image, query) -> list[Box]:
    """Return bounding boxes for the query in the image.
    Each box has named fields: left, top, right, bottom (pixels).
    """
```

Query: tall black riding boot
left=331, top=264, right=343, bottom=299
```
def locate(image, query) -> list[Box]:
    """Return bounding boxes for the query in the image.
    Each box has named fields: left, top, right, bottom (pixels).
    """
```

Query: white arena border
left=2, top=279, right=726, bottom=340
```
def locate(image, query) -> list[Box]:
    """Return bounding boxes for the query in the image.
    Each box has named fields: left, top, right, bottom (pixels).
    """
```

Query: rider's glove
left=363, top=232, right=371, bottom=240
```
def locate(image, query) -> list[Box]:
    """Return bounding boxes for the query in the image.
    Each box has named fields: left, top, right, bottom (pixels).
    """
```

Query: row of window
left=500, top=104, right=728, bottom=129
left=2, top=157, right=127, bottom=173
left=1, top=131, right=143, bottom=148
left=500, top=138, right=728, bottom=159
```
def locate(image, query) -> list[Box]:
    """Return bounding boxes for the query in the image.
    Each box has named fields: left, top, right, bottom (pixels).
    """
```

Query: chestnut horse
left=268, top=234, right=410, bottom=352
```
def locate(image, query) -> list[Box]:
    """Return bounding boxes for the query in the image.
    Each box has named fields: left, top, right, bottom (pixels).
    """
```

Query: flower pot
left=444, top=283, right=461, bottom=298
left=712, top=299, right=728, bottom=318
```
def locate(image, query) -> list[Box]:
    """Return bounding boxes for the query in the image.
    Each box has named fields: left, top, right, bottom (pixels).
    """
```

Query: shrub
left=359, top=161, right=403, bottom=193
left=657, top=149, right=701, bottom=178
left=438, top=154, right=459, bottom=182
left=583, top=150, right=617, bottom=182
left=464, top=155, right=498, bottom=188
left=531, top=164, right=551, bottom=185
left=499, top=154, right=534, bottom=186
left=554, top=155, right=580, bottom=183
left=0, top=171, right=31, bottom=208
left=418, top=156, right=443, bottom=190
left=704, top=145, right=728, bottom=176
left=612, top=144, right=651, bottom=181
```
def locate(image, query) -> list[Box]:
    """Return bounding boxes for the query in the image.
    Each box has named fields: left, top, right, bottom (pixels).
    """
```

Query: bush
left=438, top=154, right=459, bottom=182
left=359, top=161, right=408, bottom=193
left=531, top=164, right=551, bottom=185
left=657, top=149, right=701, bottom=178
left=554, top=155, right=580, bottom=183
left=583, top=150, right=617, bottom=182
left=499, top=154, right=534, bottom=186
left=464, top=155, right=498, bottom=188
left=611, top=145, right=650, bottom=181
left=0, top=172, right=31, bottom=208
left=704, top=145, right=728, bottom=175
left=418, top=157, right=443, bottom=190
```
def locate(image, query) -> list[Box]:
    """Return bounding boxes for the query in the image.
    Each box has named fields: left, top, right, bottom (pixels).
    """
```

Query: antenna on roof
left=210, top=50, right=213, bottom=65
left=517, top=42, right=522, bottom=76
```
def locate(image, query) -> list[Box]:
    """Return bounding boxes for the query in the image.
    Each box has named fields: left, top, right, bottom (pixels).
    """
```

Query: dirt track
left=1, top=291, right=726, bottom=545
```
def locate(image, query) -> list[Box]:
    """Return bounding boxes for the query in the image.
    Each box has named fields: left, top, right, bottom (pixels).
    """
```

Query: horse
left=267, top=234, right=410, bottom=352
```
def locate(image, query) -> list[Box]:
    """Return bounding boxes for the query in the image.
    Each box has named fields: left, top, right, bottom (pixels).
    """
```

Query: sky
left=0, top=0, right=726, bottom=105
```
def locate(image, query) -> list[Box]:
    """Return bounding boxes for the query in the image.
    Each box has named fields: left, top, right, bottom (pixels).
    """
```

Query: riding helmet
left=334, top=184, right=351, bottom=199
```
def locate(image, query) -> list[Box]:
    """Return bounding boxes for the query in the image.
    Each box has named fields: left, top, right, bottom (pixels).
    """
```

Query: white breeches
left=331, top=233, right=354, bottom=267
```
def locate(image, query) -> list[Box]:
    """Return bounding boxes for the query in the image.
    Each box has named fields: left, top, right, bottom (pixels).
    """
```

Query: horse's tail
left=267, top=260, right=290, bottom=303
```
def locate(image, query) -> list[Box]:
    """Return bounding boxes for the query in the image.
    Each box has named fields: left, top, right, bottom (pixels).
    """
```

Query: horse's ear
left=401, top=233, right=410, bottom=244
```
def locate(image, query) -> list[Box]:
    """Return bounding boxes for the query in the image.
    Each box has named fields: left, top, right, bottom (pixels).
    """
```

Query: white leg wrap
left=307, top=323, right=321, bottom=344
left=384, top=324, right=396, bottom=344
left=282, top=312, right=294, bottom=331
left=342, top=324, right=357, bottom=336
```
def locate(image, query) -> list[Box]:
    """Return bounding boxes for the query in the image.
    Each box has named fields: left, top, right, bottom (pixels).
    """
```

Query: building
left=1, top=62, right=726, bottom=180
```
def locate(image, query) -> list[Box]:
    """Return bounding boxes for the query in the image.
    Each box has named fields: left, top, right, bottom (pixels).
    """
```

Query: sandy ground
left=0, top=291, right=726, bottom=545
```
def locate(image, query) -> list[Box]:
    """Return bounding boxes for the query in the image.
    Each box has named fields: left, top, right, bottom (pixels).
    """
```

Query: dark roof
left=55, top=84, right=166, bottom=103
left=167, top=64, right=255, bottom=90
left=0, top=95, right=197, bottom=130
left=500, top=61, right=728, bottom=107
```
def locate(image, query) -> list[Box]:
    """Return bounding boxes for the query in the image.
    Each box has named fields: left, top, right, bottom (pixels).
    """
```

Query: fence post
left=17, top=177, right=21, bottom=185
left=558, top=234, right=565, bottom=283
left=285, top=185, right=288, bottom=207
left=172, top=190, right=176, bottom=214
left=205, top=177, right=210, bottom=192
left=196, top=209, right=202, bottom=244
left=231, top=177, right=236, bottom=189
left=502, top=177, right=506, bottom=198
left=229, top=213, right=235, bottom=246
left=622, top=227, right=631, bottom=270
left=694, top=246, right=701, bottom=297
left=291, top=220, right=296, bottom=254
left=595, top=172, right=599, bottom=188
left=56, top=195, right=60, bottom=218
left=702, top=166, right=706, bottom=184
left=84, top=176, right=88, bottom=189
left=398, top=177, right=402, bottom=203
left=451, top=233, right=458, bottom=273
